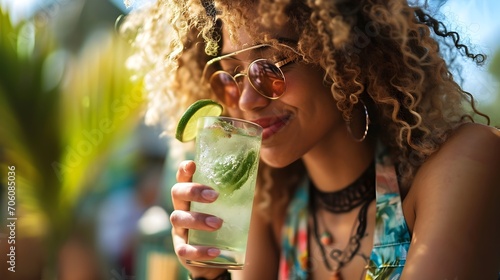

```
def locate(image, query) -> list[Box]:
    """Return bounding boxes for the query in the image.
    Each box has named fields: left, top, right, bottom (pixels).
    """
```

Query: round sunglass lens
left=210, top=72, right=240, bottom=107
left=248, top=60, right=286, bottom=99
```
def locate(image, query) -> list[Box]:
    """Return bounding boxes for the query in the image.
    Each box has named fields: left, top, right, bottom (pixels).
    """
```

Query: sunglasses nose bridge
left=234, top=73, right=258, bottom=96
left=235, top=71, right=273, bottom=100
left=234, top=72, right=267, bottom=98
left=208, top=58, right=287, bottom=107
left=237, top=78, right=273, bottom=112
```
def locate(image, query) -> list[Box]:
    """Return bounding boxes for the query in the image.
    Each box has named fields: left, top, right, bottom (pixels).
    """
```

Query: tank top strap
left=366, top=142, right=412, bottom=279
left=278, top=177, right=309, bottom=280
left=372, top=142, right=411, bottom=246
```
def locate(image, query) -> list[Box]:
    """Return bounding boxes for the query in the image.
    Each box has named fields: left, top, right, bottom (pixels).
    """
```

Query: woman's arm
left=402, top=123, right=500, bottom=279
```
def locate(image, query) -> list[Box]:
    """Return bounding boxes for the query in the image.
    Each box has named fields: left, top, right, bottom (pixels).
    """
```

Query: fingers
left=171, top=182, right=219, bottom=210
left=171, top=159, right=221, bottom=230
left=172, top=237, right=226, bottom=279
left=177, top=160, right=196, bottom=182
left=170, top=210, right=223, bottom=232
left=172, top=160, right=219, bottom=211
left=171, top=182, right=219, bottom=205
left=175, top=243, right=221, bottom=261
left=170, top=212, right=224, bottom=269
left=169, top=209, right=224, bottom=272
left=172, top=229, right=226, bottom=279
left=170, top=160, right=226, bottom=277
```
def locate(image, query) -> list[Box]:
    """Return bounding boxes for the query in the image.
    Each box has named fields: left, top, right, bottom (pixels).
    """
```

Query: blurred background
left=0, top=0, right=498, bottom=280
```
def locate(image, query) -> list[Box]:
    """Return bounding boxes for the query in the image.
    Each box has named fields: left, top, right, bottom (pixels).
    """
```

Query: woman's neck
left=302, top=128, right=375, bottom=192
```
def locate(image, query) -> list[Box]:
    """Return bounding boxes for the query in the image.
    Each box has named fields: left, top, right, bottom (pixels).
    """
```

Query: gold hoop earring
left=346, top=100, right=370, bottom=142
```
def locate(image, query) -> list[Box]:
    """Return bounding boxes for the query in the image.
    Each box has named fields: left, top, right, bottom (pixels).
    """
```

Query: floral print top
left=278, top=144, right=411, bottom=279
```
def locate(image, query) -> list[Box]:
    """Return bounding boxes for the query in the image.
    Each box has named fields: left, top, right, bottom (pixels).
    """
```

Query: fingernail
left=182, top=162, right=190, bottom=172
left=207, top=248, right=220, bottom=257
left=201, top=189, right=218, bottom=201
left=205, top=216, right=222, bottom=229
left=177, top=247, right=186, bottom=257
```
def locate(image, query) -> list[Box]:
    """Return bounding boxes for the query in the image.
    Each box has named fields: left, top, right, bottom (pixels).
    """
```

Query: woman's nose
left=238, top=78, right=270, bottom=112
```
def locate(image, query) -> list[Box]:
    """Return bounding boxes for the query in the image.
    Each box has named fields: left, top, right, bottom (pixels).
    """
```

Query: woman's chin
left=260, top=152, right=295, bottom=169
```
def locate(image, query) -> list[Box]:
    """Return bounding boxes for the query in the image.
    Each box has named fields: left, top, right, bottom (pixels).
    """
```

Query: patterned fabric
left=278, top=145, right=411, bottom=279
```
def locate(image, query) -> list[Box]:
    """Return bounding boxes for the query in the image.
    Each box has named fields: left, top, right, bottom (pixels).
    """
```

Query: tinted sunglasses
left=201, top=43, right=300, bottom=107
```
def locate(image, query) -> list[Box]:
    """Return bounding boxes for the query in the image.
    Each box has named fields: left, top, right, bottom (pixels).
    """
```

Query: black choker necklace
left=310, top=161, right=376, bottom=213
left=309, top=160, right=376, bottom=280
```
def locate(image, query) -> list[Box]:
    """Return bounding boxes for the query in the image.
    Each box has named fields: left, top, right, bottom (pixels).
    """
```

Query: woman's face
left=217, top=22, right=344, bottom=168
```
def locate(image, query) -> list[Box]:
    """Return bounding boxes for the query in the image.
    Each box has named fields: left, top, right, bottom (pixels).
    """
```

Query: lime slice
left=175, top=99, right=223, bottom=142
left=229, top=150, right=258, bottom=191
left=215, top=149, right=258, bottom=194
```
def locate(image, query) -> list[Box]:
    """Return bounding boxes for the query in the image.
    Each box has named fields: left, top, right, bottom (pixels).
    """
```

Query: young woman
left=122, top=0, right=500, bottom=279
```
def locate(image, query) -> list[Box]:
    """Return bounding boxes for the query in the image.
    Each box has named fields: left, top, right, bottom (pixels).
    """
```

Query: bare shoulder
left=438, top=122, right=500, bottom=162
left=402, top=123, right=500, bottom=279
left=412, top=122, right=500, bottom=202
left=412, top=123, right=500, bottom=190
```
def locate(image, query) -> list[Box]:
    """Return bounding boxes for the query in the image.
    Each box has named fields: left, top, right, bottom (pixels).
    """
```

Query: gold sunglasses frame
left=201, top=43, right=301, bottom=100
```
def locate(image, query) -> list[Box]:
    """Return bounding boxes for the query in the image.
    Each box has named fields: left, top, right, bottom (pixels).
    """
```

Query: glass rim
left=198, top=116, right=263, bottom=134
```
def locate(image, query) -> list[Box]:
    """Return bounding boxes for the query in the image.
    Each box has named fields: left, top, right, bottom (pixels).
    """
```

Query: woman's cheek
left=225, top=107, right=244, bottom=119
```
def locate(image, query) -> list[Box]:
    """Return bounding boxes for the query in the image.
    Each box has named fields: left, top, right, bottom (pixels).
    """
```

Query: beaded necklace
left=309, top=161, right=376, bottom=280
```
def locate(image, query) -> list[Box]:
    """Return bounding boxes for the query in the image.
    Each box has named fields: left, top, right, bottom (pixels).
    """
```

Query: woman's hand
left=170, top=160, right=228, bottom=279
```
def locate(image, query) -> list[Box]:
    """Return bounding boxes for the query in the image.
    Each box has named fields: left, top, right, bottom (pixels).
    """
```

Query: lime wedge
left=215, top=149, right=258, bottom=194
left=175, top=99, right=223, bottom=142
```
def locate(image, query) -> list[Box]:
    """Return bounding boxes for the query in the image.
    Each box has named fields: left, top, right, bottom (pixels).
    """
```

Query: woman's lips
left=251, top=115, right=291, bottom=140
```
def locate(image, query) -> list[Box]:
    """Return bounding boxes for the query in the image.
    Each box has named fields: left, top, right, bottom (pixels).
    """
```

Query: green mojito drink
left=187, top=116, right=262, bottom=269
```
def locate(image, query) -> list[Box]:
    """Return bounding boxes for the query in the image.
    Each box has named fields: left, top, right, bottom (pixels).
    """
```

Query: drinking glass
left=186, top=116, right=263, bottom=270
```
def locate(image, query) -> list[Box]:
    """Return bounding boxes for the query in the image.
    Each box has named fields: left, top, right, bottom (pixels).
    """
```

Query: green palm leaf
left=0, top=6, right=146, bottom=277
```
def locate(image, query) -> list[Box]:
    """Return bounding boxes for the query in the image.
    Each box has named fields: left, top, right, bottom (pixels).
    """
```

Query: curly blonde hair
left=121, top=0, right=488, bottom=216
